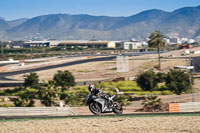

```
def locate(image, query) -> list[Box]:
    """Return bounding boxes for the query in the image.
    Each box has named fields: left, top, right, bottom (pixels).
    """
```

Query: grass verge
left=1, top=112, right=200, bottom=122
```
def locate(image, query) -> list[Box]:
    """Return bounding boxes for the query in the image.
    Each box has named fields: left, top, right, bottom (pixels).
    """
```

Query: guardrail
left=169, top=102, right=200, bottom=112
left=0, top=79, right=109, bottom=87
left=0, top=107, right=77, bottom=116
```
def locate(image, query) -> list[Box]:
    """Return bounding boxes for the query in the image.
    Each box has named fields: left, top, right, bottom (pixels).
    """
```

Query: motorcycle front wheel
left=113, top=102, right=123, bottom=115
left=89, top=102, right=102, bottom=115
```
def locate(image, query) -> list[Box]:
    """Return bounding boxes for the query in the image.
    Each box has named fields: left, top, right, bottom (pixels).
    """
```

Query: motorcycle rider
left=88, top=84, right=111, bottom=101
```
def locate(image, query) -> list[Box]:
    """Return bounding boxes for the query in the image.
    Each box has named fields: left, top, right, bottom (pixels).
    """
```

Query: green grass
left=0, top=104, right=14, bottom=107
left=107, top=67, right=117, bottom=70
left=130, top=90, right=172, bottom=95
left=95, top=81, right=172, bottom=95
left=76, top=70, right=95, bottom=73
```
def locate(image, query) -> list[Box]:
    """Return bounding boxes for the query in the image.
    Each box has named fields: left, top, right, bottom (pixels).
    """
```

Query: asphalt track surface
left=0, top=56, right=116, bottom=81
left=0, top=51, right=166, bottom=67
left=0, top=112, right=200, bottom=121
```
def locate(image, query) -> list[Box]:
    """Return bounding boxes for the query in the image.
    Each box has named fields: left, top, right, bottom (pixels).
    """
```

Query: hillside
left=1, top=5, right=200, bottom=41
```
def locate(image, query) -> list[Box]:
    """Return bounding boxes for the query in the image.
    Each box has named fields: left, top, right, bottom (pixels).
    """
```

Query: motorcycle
left=86, top=93, right=123, bottom=115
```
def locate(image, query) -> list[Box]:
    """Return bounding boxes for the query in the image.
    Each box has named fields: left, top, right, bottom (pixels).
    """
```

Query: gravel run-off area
left=0, top=116, right=200, bottom=133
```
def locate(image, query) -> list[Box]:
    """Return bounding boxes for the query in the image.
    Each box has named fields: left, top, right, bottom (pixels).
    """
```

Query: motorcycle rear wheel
left=113, top=102, right=123, bottom=115
left=89, top=102, right=102, bottom=115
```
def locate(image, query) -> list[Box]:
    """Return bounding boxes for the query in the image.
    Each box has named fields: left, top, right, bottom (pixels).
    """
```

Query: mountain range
left=1, top=5, right=200, bottom=41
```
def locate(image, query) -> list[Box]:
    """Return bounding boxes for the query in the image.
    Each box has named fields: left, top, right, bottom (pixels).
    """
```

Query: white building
left=164, top=38, right=170, bottom=44
left=24, top=40, right=121, bottom=49
left=58, top=41, right=121, bottom=49
left=120, top=41, right=144, bottom=50
left=24, top=41, right=61, bottom=48
left=169, top=38, right=181, bottom=44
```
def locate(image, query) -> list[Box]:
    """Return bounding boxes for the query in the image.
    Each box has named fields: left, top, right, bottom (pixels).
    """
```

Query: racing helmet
left=88, top=84, right=95, bottom=92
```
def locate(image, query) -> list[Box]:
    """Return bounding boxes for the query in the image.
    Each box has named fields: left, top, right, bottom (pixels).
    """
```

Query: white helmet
left=88, top=84, right=95, bottom=92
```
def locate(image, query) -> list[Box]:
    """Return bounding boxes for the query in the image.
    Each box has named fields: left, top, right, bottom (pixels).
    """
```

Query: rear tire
left=113, top=102, right=123, bottom=115
left=89, top=102, right=102, bottom=115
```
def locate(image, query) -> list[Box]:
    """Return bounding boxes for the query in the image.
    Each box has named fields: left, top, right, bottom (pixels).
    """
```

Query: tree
left=24, top=72, right=40, bottom=89
left=53, top=70, right=75, bottom=91
left=38, top=80, right=61, bottom=106
left=136, top=70, right=159, bottom=91
left=10, top=87, right=37, bottom=107
left=165, top=69, right=193, bottom=95
left=148, top=30, right=166, bottom=70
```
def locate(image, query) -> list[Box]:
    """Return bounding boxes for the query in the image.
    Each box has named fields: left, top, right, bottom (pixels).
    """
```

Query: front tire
left=89, top=102, right=102, bottom=115
left=113, top=102, right=123, bottom=115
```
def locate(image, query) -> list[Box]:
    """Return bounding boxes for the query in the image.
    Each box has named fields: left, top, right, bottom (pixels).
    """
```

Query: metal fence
left=0, top=107, right=77, bottom=116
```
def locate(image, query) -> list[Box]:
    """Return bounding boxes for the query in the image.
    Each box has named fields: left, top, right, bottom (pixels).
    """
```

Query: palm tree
left=148, top=30, right=166, bottom=70
left=10, top=87, right=37, bottom=107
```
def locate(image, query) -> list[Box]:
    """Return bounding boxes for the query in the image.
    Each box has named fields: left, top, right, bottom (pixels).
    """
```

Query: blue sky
left=1, top=0, right=200, bottom=20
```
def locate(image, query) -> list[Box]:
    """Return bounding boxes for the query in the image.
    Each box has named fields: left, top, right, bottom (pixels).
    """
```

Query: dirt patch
left=9, top=60, right=136, bottom=82
left=3, top=47, right=200, bottom=84
left=136, top=103, right=169, bottom=112
left=0, top=116, right=200, bottom=133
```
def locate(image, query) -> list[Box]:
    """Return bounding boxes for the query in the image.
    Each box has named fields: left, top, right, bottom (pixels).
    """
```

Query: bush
left=136, top=70, right=159, bottom=91
left=138, top=94, right=169, bottom=112
left=10, top=88, right=37, bottom=107
left=1, top=87, right=24, bottom=96
left=142, top=94, right=161, bottom=107
left=0, top=104, right=14, bottom=107
left=95, top=82, right=117, bottom=93
left=165, top=69, right=193, bottom=95
left=114, top=95, right=130, bottom=105
left=157, top=72, right=166, bottom=83
left=38, top=80, right=61, bottom=106
left=62, top=85, right=89, bottom=106
left=64, top=92, right=89, bottom=106
left=0, top=90, right=5, bottom=96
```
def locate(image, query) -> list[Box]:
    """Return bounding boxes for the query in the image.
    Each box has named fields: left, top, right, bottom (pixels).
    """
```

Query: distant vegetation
left=136, top=69, right=193, bottom=95
left=0, top=68, right=194, bottom=107
left=0, top=71, right=75, bottom=107
left=0, top=46, right=122, bottom=61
